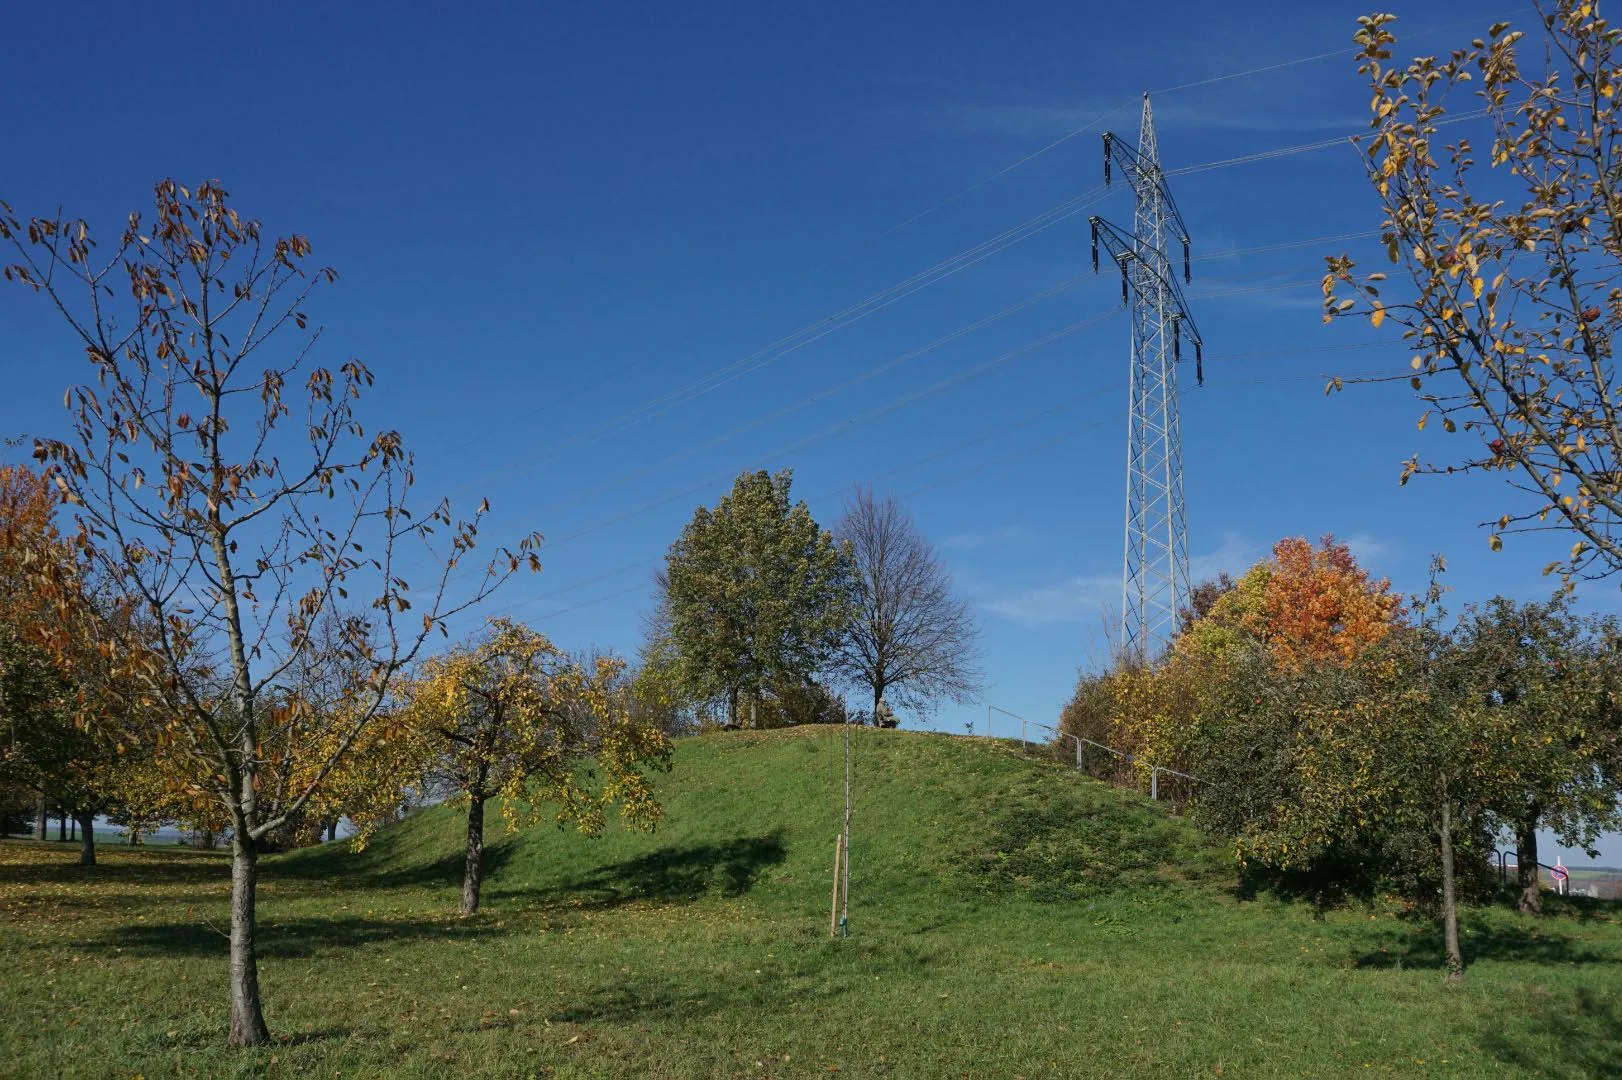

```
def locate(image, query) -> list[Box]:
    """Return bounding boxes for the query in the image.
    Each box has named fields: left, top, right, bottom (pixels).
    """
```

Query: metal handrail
left=984, top=706, right=1205, bottom=800
left=1493, top=849, right=1570, bottom=894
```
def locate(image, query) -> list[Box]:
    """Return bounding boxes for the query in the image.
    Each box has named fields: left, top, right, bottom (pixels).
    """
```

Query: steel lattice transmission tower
left=1089, top=94, right=1205, bottom=665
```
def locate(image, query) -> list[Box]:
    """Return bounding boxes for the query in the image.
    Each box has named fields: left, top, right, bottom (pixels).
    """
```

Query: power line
left=534, top=312, right=1113, bottom=552
left=1193, top=229, right=1383, bottom=262
left=1152, top=47, right=1347, bottom=95
left=461, top=186, right=1113, bottom=491
left=435, top=33, right=1483, bottom=478
left=488, top=280, right=1378, bottom=612
left=449, top=121, right=1464, bottom=507
left=517, top=123, right=1434, bottom=471
left=1166, top=110, right=1488, bottom=178
left=509, top=354, right=1413, bottom=622
left=507, top=385, right=1124, bottom=617
left=517, top=273, right=1091, bottom=513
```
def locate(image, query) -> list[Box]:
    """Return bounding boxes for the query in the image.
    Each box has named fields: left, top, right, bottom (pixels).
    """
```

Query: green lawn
left=1, top=728, right=1619, bottom=1078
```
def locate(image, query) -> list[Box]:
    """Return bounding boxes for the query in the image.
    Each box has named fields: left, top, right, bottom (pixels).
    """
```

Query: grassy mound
left=277, top=727, right=1229, bottom=913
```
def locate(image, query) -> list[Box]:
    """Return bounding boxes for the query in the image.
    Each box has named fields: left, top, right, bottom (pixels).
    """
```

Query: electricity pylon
left=1089, top=94, right=1204, bottom=666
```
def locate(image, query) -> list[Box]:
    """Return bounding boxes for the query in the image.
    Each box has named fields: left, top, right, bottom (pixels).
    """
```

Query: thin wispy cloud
left=940, top=524, right=1045, bottom=551
left=923, top=95, right=1364, bottom=144
left=969, top=531, right=1258, bottom=626
left=1342, top=531, right=1388, bottom=565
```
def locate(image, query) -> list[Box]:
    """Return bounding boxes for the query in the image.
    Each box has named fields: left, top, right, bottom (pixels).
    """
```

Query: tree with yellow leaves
left=1324, top=3, right=1622, bottom=581
left=371, top=618, right=671, bottom=915
left=0, top=463, right=159, bottom=865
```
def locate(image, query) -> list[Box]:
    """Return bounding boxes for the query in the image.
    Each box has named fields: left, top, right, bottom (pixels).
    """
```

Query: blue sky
left=3, top=2, right=1618, bottom=862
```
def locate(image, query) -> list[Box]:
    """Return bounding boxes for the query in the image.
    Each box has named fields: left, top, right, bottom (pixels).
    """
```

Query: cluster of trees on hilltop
left=642, top=472, right=983, bottom=732
left=1063, top=536, right=1622, bottom=982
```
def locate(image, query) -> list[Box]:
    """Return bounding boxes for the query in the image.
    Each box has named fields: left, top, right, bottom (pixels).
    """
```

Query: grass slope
left=0, top=728, right=1618, bottom=1079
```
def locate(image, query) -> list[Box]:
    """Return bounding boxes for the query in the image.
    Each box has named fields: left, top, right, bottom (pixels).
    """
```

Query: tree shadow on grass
left=265, top=837, right=521, bottom=891
left=1478, top=986, right=1622, bottom=1079
left=99, top=913, right=508, bottom=960
left=495, top=831, right=787, bottom=911
left=1353, top=918, right=1620, bottom=970
left=0, top=854, right=227, bottom=889
left=547, top=937, right=938, bottom=1025
left=1539, top=892, right=1622, bottom=923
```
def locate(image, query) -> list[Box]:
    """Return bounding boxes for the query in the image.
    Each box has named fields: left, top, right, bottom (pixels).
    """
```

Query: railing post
left=1150, top=766, right=1159, bottom=802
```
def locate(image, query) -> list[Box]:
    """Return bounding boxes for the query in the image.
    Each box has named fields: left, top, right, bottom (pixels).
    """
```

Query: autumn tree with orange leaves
left=1181, top=536, right=1405, bottom=668
left=1064, top=536, right=1404, bottom=796
left=0, top=462, right=159, bottom=864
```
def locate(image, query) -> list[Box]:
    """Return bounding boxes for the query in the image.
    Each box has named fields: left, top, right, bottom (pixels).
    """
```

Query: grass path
left=1, top=729, right=1618, bottom=1078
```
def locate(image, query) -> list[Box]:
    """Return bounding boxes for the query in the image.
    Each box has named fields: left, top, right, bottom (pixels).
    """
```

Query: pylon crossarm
left=1088, top=215, right=1206, bottom=385
left=1089, top=217, right=1200, bottom=330
left=1100, top=132, right=1193, bottom=266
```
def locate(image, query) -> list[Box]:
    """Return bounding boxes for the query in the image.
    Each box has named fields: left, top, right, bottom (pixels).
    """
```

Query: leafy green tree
left=1178, top=567, right=1622, bottom=981
left=1187, top=615, right=1496, bottom=981
left=1445, top=595, right=1622, bottom=913
left=660, top=469, right=854, bottom=726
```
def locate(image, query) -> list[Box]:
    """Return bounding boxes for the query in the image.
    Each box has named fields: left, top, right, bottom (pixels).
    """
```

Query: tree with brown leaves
left=1, top=181, right=539, bottom=1046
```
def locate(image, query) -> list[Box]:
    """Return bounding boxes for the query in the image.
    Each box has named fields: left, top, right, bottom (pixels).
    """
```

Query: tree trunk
left=227, top=833, right=271, bottom=1046
left=462, top=789, right=486, bottom=915
left=69, top=815, right=77, bottom=841
left=1439, top=788, right=1463, bottom=985
left=728, top=685, right=740, bottom=728
left=57, top=811, right=66, bottom=843
left=326, top=818, right=338, bottom=843
left=1516, top=812, right=1542, bottom=915
left=34, top=794, right=47, bottom=841
left=75, top=811, right=95, bottom=866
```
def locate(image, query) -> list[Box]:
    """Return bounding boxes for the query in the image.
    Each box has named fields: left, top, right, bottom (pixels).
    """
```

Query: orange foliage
left=0, top=463, right=60, bottom=569
left=0, top=464, right=67, bottom=630
left=1250, top=536, right=1402, bottom=667
left=1188, top=535, right=1403, bottom=669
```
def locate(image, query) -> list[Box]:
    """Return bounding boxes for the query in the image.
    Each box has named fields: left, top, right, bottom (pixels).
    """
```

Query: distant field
left=1, top=729, right=1619, bottom=1078
left=1555, top=868, right=1622, bottom=900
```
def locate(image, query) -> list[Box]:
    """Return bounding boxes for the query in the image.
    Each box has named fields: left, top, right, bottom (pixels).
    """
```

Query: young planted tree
left=0, top=182, right=538, bottom=1045
left=377, top=618, right=670, bottom=914
left=832, top=487, right=981, bottom=725
left=660, top=469, right=853, bottom=726
left=1325, top=3, right=1622, bottom=580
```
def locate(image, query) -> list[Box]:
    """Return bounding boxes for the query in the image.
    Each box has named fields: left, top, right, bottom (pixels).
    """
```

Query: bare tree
left=1, top=181, right=538, bottom=1046
left=832, top=488, right=981, bottom=724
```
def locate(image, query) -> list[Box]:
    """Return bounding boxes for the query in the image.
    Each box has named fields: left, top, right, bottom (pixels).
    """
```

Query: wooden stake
left=830, top=832, right=844, bottom=937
